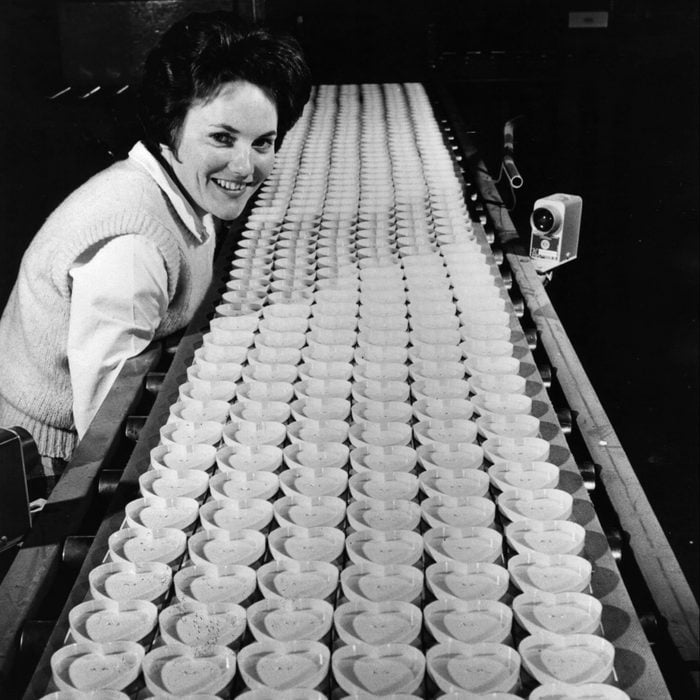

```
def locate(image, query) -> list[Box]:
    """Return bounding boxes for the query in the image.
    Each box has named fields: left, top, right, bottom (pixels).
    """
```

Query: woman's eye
left=254, top=139, right=274, bottom=153
left=212, top=132, right=234, bottom=146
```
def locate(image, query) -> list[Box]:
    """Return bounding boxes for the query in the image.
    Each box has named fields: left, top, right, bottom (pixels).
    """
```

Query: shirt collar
left=128, top=141, right=217, bottom=242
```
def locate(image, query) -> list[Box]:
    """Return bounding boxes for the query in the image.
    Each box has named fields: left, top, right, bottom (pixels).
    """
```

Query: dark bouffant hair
left=138, top=11, right=311, bottom=150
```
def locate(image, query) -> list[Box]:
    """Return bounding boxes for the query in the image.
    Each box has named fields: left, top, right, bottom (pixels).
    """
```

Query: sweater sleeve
left=67, top=234, right=169, bottom=439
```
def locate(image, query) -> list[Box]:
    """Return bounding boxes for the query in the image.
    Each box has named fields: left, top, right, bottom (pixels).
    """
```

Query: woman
left=0, top=11, right=311, bottom=491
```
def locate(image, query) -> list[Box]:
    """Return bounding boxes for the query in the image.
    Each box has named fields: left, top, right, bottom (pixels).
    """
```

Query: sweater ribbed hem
left=0, top=400, right=76, bottom=460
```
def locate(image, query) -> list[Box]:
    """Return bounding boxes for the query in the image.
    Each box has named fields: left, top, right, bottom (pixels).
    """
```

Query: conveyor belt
left=22, top=83, right=670, bottom=698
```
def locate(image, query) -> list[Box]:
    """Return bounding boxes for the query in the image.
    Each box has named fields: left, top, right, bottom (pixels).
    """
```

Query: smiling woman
left=0, top=11, right=311, bottom=493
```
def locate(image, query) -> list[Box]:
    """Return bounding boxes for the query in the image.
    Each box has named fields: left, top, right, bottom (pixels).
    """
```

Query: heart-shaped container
left=237, top=380, right=295, bottom=405
left=412, top=399, right=474, bottom=423
left=238, top=640, right=330, bottom=690
left=426, top=560, right=509, bottom=603
left=68, top=599, right=157, bottom=645
left=423, top=526, right=503, bottom=565
left=200, top=498, right=274, bottom=533
left=308, top=313, right=358, bottom=332
left=230, top=399, right=293, bottom=423
left=247, top=598, right=334, bottom=643
left=287, top=419, right=350, bottom=445
left=408, top=343, right=463, bottom=363
left=139, top=468, right=210, bottom=501
left=352, top=400, right=413, bottom=425
left=505, top=519, right=586, bottom=557
left=518, top=633, right=615, bottom=685
left=413, top=419, right=478, bottom=447
left=416, top=443, right=484, bottom=471
left=196, top=339, right=248, bottom=366
left=290, top=397, right=352, bottom=422
left=508, top=553, right=592, bottom=594
left=279, top=466, right=348, bottom=499
left=348, top=471, right=419, bottom=502
left=108, top=527, right=186, bottom=568
left=158, top=601, right=246, bottom=647
left=283, top=442, right=349, bottom=471
left=209, top=470, right=279, bottom=502
left=124, top=496, right=199, bottom=533
left=332, top=642, right=425, bottom=696
left=39, top=690, right=130, bottom=699
left=352, top=380, right=411, bottom=404
left=426, top=641, right=521, bottom=695
left=178, top=377, right=237, bottom=402
left=513, top=591, right=602, bottom=636
left=169, top=398, right=232, bottom=425
left=259, top=315, right=309, bottom=334
left=188, top=528, right=266, bottom=567
left=409, top=313, right=460, bottom=332
left=355, top=344, right=409, bottom=365
left=421, top=496, right=496, bottom=529
left=409, top=361, right=465, bottom=382
left=419, top=469, right=489, bottom=499
left=482, top=437, right=551, bottom=464
left=477, top=414, right=540, bottom=441
left=460, top=338, right=514, bottom=359
left=350, top=446, right=418, bottom=474
left=423, top=598, right=513, bottom=645
left=488, top=461, right=559, bottom=492
left=248, top=345, right=302, bottom=366
left=215, top=444, right=284, bottom=473
left=497, top=488, right=573, bottom=523
left=268, top=525, right=345, bottom=564
left=467, top=373, right=527, bottom=396
left=210, top=313, right=260, bottom=333
left=174, top=564, right=257, bottom=604
left=160, top=420, right=223, bottom=448
left=347, top=500, right=421, bottom=532
left=334, top=600, right=422, bottom=646
left=51, top=641, right=145, bottom=693
left=150, top=443, right=217, bottom=473
left=464, top=356, right=520, bottom=377
left=142, top=644, right=236, bottom=697
left=273, top=495, right=346, bottom=529
left=410, top=328, right=461, bottom=348
left=340, top=564, right=424, bottom=604
left=257, top=560, right=339, bottom=602
left=187, top=361, right=242, bottom=384
left=89, top=562, right=172, bottom=605
left=294, top=378, right=352, bottom=400
left=345, top=529, right=424, bottom=567
left=529, top=682, right=631, bottom=700
left=301, top=342, right=354, bottom=364
left=222, top=419, right=287, bottom=448
left=472, top=391, right=534, bottom=419
left=411, top=379, right=470, bottom=402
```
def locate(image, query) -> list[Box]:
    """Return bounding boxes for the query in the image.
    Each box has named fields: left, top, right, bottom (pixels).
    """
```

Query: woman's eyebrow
left=210, top=123, right=277, bottom=137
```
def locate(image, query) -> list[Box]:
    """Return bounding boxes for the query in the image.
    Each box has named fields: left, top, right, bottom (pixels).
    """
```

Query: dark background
left=0, top=0, right=697, bottom=595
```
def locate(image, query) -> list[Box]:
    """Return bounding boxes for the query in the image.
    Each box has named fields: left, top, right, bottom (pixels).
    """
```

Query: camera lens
left=532, top=207, right=555, bottom=233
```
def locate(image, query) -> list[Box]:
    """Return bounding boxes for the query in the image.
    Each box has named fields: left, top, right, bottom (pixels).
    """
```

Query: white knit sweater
left=0, top=154, right=214, bottom=459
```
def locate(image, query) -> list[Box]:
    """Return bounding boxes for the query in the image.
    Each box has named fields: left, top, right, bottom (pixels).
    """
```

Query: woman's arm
left=67, top=234, right=169, bottom=439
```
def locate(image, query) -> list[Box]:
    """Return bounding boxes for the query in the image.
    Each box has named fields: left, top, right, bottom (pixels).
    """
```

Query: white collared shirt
left=67, top=143, right=217, bottom=439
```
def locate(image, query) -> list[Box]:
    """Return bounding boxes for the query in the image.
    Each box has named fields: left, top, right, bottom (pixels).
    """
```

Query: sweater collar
left=128, top=141, right=216, bottom=242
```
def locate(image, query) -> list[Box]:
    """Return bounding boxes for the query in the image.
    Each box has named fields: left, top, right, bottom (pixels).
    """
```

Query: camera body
left=529, top=193, right=582, bottom=273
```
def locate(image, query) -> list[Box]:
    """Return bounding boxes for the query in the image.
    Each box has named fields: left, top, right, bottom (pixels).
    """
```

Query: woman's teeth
left=213, top=178, right=246, bottom=192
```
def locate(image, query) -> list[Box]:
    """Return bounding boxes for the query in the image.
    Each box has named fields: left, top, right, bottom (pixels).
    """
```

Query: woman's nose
left=228, top=144, right=253, bottom=178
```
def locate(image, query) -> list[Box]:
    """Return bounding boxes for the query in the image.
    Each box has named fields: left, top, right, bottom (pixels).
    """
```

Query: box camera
left=529, top=194, right=582, bottom=273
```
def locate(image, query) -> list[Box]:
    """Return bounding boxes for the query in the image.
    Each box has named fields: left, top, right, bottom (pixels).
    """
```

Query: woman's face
left=165, top=80, right=278, bottom=220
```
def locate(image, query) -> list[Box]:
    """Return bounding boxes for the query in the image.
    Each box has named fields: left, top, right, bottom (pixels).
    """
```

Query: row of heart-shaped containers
left=46, top=83, right=622, bottom=699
